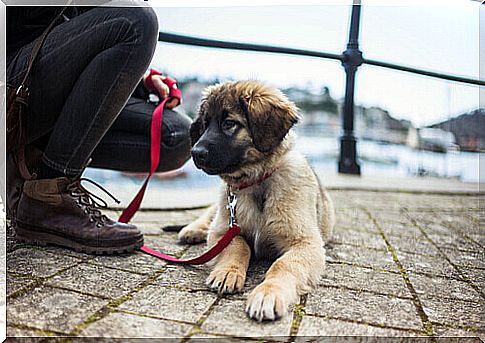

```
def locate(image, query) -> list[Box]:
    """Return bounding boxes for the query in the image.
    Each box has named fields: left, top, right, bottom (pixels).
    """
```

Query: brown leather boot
left=15, top=177, right=143, bottom=254
left=6, top=153, right=23, bottom=223
left=6, top=146, right=42, bottom=223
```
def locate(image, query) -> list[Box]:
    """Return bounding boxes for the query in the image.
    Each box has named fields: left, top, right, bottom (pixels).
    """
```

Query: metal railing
left=157, top=5, right=484, bottom=175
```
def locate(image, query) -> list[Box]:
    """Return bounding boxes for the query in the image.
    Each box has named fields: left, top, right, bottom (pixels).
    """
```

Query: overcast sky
left=149, top=1, right=481, bottom=127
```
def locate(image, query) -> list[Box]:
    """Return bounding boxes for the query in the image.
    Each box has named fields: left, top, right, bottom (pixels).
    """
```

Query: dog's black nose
left=191, top=145, right=209, bottom=164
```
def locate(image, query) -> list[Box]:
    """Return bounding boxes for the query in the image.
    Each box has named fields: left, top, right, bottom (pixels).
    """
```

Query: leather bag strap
left=18, top=3, right=71, bottom=89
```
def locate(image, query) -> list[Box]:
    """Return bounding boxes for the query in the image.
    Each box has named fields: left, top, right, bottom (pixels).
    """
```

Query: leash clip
left=227, top=187, right=238, bottom=227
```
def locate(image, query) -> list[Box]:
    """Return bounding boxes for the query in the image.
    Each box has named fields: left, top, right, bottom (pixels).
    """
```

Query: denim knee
left=104, top=5, right=159, bottom=66
left=127, top=6, right=159, bottom=49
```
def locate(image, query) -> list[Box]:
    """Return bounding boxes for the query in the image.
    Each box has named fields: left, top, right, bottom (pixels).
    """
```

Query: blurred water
left=84, top=135, right=482, bottom=189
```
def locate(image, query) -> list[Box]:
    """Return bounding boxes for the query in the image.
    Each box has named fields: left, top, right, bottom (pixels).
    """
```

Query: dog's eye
left=222, top=119, right=237, bottom=130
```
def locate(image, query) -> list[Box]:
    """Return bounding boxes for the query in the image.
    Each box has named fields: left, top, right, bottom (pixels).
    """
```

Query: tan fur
left=180, top=80, right=334, bottom=322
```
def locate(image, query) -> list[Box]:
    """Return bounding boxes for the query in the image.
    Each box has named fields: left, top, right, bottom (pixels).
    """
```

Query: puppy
left=179, top=80, right=334, bottom=321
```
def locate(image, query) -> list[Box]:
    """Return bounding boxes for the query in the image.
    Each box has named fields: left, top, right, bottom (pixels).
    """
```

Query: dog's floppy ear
left=239, top=84, right=299, bottom=153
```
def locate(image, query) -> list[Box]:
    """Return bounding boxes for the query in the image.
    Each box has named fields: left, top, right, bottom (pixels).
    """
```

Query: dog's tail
left=162, top=225, right=187, bottom=232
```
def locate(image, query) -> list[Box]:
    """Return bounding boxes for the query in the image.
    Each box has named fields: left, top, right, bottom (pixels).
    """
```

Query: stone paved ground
left=4, top=190, right=485, bottom=341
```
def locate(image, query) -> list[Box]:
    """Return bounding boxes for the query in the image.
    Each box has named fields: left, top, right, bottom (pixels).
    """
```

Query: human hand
left=143, top=72, right=181, bottom=109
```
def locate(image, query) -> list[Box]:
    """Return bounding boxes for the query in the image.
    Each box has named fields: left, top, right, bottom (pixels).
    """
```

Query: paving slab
left=396, top=251, right=461, bottom=279
left=458, top=267, right=485, bottom=290
left=385, top=232, right=441, bottom=257
left=118, top=285, right=217, bottom=323
left=305, top=287, right=423, bottom=331
left=420, top=297, right=483, bottom=329
left=7, top=275, right=36, bottom=297
left=181, top=241, right=211, bottom=259
left=426, top=231, right=483, bottom=253
left=441, top=211, right=481, bottom=231
left=189, top=333, right=263, bottom=340
left=45, top=263, right=146, bottom=299
left=155, top=264, right=209, bottom=291
left=320, top=263, right=410, bottom=298
left=433, top=324, right=484, bottom=341
left=467, top=234, right=484, bottom=248
left=37, top=245, right=96, bottom=260
left=79, top=311, right=194, bottom=338
left=90, top=250, right=167, bottom=275
left=408, top=273, right=481, bottom=303
left=439, top=248, right=485, bottom=269
left=7, top=286, right=107, bottom=333
left=377, top=219, right=425, bottom=239
left=297, top=316, right=422, bottom=336
left=7, top=248, right=81, bottom=278
left=326, top=243, right=398, bottom=272
left=143, top=235, right=187, bottom=257
left=334, top=208, right=378, bottom=233
left=330, top=227, right=388, bottom=251
left=6, top=326, right=59, bottom=338
left=407, top=217, right=456, bottom=236
left=201, top=298, right=292, bottom=337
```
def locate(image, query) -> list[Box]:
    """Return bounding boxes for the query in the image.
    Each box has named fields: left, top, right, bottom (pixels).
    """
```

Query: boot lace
left=67, top=178, right=120, bottom=228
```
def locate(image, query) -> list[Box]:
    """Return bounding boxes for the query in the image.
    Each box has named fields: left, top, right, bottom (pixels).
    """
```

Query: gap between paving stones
left=44, top=284, right=112, bottom=301
left=402, top=208, right=485, bottom=300
left=288, top=295, right=307, bottom=339
left=364, top=208, right=435, bottom=337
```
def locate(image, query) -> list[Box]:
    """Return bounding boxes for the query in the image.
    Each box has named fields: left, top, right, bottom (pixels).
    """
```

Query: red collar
left=230, top=168, right=278, bottom=191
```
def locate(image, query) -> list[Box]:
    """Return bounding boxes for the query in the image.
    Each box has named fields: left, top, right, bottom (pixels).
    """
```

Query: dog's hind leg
left=178, top=205, right=216, bottom=244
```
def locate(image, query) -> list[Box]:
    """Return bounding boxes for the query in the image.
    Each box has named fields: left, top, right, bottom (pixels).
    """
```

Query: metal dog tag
left=227, top=189, right=238, bottom=227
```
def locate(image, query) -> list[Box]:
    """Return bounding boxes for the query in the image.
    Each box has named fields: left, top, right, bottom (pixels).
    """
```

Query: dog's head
left=190, top=80, right=299, bottom=175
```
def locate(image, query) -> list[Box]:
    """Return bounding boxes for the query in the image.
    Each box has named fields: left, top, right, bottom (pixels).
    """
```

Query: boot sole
left=15, top=223, right=144, bottom=255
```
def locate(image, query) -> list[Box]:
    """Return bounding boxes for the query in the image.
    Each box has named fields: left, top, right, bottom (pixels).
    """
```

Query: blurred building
left=355, top=106, right=412, bottom=144
left=428, top=109, right=485, bottom=152
left=407, top=127, right=457, bottom=153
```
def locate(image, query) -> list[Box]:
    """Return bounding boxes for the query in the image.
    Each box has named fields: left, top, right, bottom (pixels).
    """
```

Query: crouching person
left=6, top=3, right=191, bottom=254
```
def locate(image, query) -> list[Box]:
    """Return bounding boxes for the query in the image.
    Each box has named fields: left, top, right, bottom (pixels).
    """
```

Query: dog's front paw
left=178, top=223, right=207, bottom=244
left=206, top=267, right=245, bottom=294
left=246, top=282, right=294, bottom=322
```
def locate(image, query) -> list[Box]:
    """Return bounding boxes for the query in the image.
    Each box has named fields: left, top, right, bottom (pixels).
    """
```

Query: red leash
left=118, top=69, right=240, bottom=264
left=139, top=224, right=240, bottom=265
left=118, top=69, right=173, bottom=223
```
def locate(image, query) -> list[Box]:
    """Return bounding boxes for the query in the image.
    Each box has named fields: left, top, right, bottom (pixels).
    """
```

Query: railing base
left=338, top=136, right=361, bottom=175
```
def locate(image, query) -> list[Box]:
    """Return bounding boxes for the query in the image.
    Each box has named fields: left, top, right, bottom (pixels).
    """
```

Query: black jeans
left=7, top=5, right=191, bottom=175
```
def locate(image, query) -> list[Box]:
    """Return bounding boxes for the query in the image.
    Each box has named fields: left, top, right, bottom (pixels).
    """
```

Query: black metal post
left=338, top=3, right=363, bottom=175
